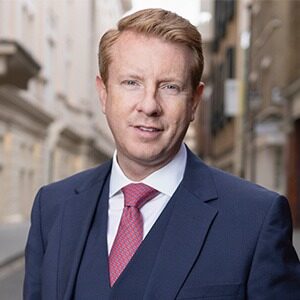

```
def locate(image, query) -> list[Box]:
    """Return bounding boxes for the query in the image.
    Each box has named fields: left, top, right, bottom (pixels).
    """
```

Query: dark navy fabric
left=74, top=172, right=110, bottom=299
left=24, top=149, right=300, bottom=300
left=74, top=174, right=176, bottom=299
left=109, top=187, right=176, bottom=300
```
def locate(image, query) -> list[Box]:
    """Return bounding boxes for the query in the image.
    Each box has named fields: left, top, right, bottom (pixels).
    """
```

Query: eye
left=161, top=83, right=180, bottom=94
left=127, top=80, right=137, bottom=85
left=122, top=80, right=139, bottom=86
left=166, top=84, right=177, bottom=89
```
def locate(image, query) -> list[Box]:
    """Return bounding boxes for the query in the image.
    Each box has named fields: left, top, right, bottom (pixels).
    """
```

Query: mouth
left=134, top=125, right=162, bottom=132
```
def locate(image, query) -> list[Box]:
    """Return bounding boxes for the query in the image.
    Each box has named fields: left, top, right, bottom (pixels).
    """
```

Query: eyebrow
left=118, top=71, right=144, bottom=81
left=119, top=73, right=185, bottom=83
left=159, top=78, right=184, bottom=84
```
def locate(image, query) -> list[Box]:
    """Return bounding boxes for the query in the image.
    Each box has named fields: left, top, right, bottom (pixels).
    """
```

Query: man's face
left=97, top=31, right=203, bottom=179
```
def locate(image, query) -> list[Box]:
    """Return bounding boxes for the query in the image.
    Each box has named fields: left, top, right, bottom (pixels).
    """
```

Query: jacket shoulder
left=185, top=148, right=281, bottom=209
left=33, top=161, right=111, bottom=219
left=209, top=165, right=281, bottom=205
left=41, top=160, right=111, bottom=198
left=30, top=161, right=111, bottom=245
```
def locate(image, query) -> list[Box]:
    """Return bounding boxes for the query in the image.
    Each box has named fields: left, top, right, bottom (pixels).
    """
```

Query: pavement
left=294, top=230, right=300, bottom=257
left=0, top=223, right=299, bottom=271
left=0, top=222, right=30, bottom=269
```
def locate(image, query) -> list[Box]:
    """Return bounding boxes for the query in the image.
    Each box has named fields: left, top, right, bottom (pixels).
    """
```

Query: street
left=0, top=258, right=24, bottom=300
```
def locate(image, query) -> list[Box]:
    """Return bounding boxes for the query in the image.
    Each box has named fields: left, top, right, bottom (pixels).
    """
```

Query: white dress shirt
left=107, top=144, right=187, bottom=254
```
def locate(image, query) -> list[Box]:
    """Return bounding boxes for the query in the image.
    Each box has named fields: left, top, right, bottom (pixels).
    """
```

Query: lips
left=135, top=126, right=161, bottom=132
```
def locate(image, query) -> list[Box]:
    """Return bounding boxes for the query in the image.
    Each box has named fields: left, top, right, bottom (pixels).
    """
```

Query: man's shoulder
left=40, top=160, right=112, bottom=199
left=205, top=164, right=288, bottom=223
left=187, top=155, right=289, bottom=230
left=29, top=161, right=112, bottom=239
left=210, top=166, right=280, bottom=202
left=186, top=149, right=282, bottom=210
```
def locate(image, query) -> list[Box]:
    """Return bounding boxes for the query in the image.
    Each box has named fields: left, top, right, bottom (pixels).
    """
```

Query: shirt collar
left=109, top=144, right=187, bottom=197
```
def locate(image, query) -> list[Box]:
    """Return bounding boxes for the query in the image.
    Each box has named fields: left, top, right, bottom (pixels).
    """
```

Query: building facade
left=197, top=0, right=246, bottom=175
left=197, top=0, right=300, bottom=226
left=247, top=0, right=300, bottom=225
left=0, top=0, right=130, bottom=223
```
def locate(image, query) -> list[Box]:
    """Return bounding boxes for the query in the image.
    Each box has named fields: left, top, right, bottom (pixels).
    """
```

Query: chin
left=135, top=150, right=171, bottom=166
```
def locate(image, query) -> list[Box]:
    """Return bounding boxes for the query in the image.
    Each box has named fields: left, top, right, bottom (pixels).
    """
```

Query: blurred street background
left=0, top=0, right=299, bottom=299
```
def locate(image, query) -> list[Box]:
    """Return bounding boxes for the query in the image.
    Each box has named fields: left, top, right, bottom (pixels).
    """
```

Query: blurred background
left=0, top=0, right=299, bottom=298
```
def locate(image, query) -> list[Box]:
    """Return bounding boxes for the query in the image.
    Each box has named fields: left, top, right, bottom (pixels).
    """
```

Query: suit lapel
left=56, top=148, right=219, bottom=299
left=57, top=162, right=111, bottom=300
left=145, top=149, right=219, bottom=300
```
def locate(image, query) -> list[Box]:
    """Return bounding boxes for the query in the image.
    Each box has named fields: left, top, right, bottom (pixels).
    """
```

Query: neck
left=117, top=155, right=176, bottom=182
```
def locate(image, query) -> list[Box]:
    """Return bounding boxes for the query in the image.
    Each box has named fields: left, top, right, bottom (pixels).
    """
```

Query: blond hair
left=98, top=8, right=204, bottom=90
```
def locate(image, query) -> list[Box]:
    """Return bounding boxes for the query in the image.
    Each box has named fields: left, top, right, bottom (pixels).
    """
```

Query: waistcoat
left=74, top=177, right=176, bottom=300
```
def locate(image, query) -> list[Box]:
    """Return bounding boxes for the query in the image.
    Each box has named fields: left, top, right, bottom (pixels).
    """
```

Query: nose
left=136, top=87, right=162, bottom=117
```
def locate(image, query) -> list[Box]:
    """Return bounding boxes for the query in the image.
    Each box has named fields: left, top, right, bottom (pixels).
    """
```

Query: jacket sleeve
left=247, top=195, right=300, bottom=299
left=23, top=188, right=45, bottom=300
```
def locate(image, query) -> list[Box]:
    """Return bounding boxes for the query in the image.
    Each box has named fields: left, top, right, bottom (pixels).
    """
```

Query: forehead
left=109, top=31, right=193, bottom=74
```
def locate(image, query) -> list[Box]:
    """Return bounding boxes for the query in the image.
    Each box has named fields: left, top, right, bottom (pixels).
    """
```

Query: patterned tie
left=109, top=183, right=159, bottom=286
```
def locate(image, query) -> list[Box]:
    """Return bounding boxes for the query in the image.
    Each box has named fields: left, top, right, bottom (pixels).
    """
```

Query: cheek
left=105, top=94, right=124, bottom=118
left=108, top=89, right=137, bottom=114
left=166, top=103, right=191, bottom=125
left=105, top=102, right=122, bottom=128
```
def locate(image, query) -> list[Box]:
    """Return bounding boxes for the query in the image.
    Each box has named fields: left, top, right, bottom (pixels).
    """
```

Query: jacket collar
left=58, top=149, right=219, bottom=299
left=58, top=161, right=112, bottom=299
left=144, top=149, right=219, bottom=299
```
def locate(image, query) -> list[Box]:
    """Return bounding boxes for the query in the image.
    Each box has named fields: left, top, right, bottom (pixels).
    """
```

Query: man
left=24, top=8, right=300, bottom=300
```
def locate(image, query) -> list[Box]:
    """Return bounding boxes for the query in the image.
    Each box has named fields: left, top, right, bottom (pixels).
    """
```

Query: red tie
left=109, top=183, right=159, bottom=286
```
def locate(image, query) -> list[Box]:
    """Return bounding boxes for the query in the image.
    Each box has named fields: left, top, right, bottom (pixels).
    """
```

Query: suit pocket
left=177, top=283, right=243, bottom=299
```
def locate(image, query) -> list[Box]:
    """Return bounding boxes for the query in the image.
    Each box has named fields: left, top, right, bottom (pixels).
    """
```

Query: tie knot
left=122, top=183, right=159, bottom=209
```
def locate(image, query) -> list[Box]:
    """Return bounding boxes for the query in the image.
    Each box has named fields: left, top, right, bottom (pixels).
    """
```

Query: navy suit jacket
left=24, top=149, right=300, bottom=299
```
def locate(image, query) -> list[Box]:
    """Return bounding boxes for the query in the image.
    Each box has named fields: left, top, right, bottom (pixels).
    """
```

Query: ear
left=96, top=76, right=107, bottom=114
left=190, top=82, right=204, bottom=122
